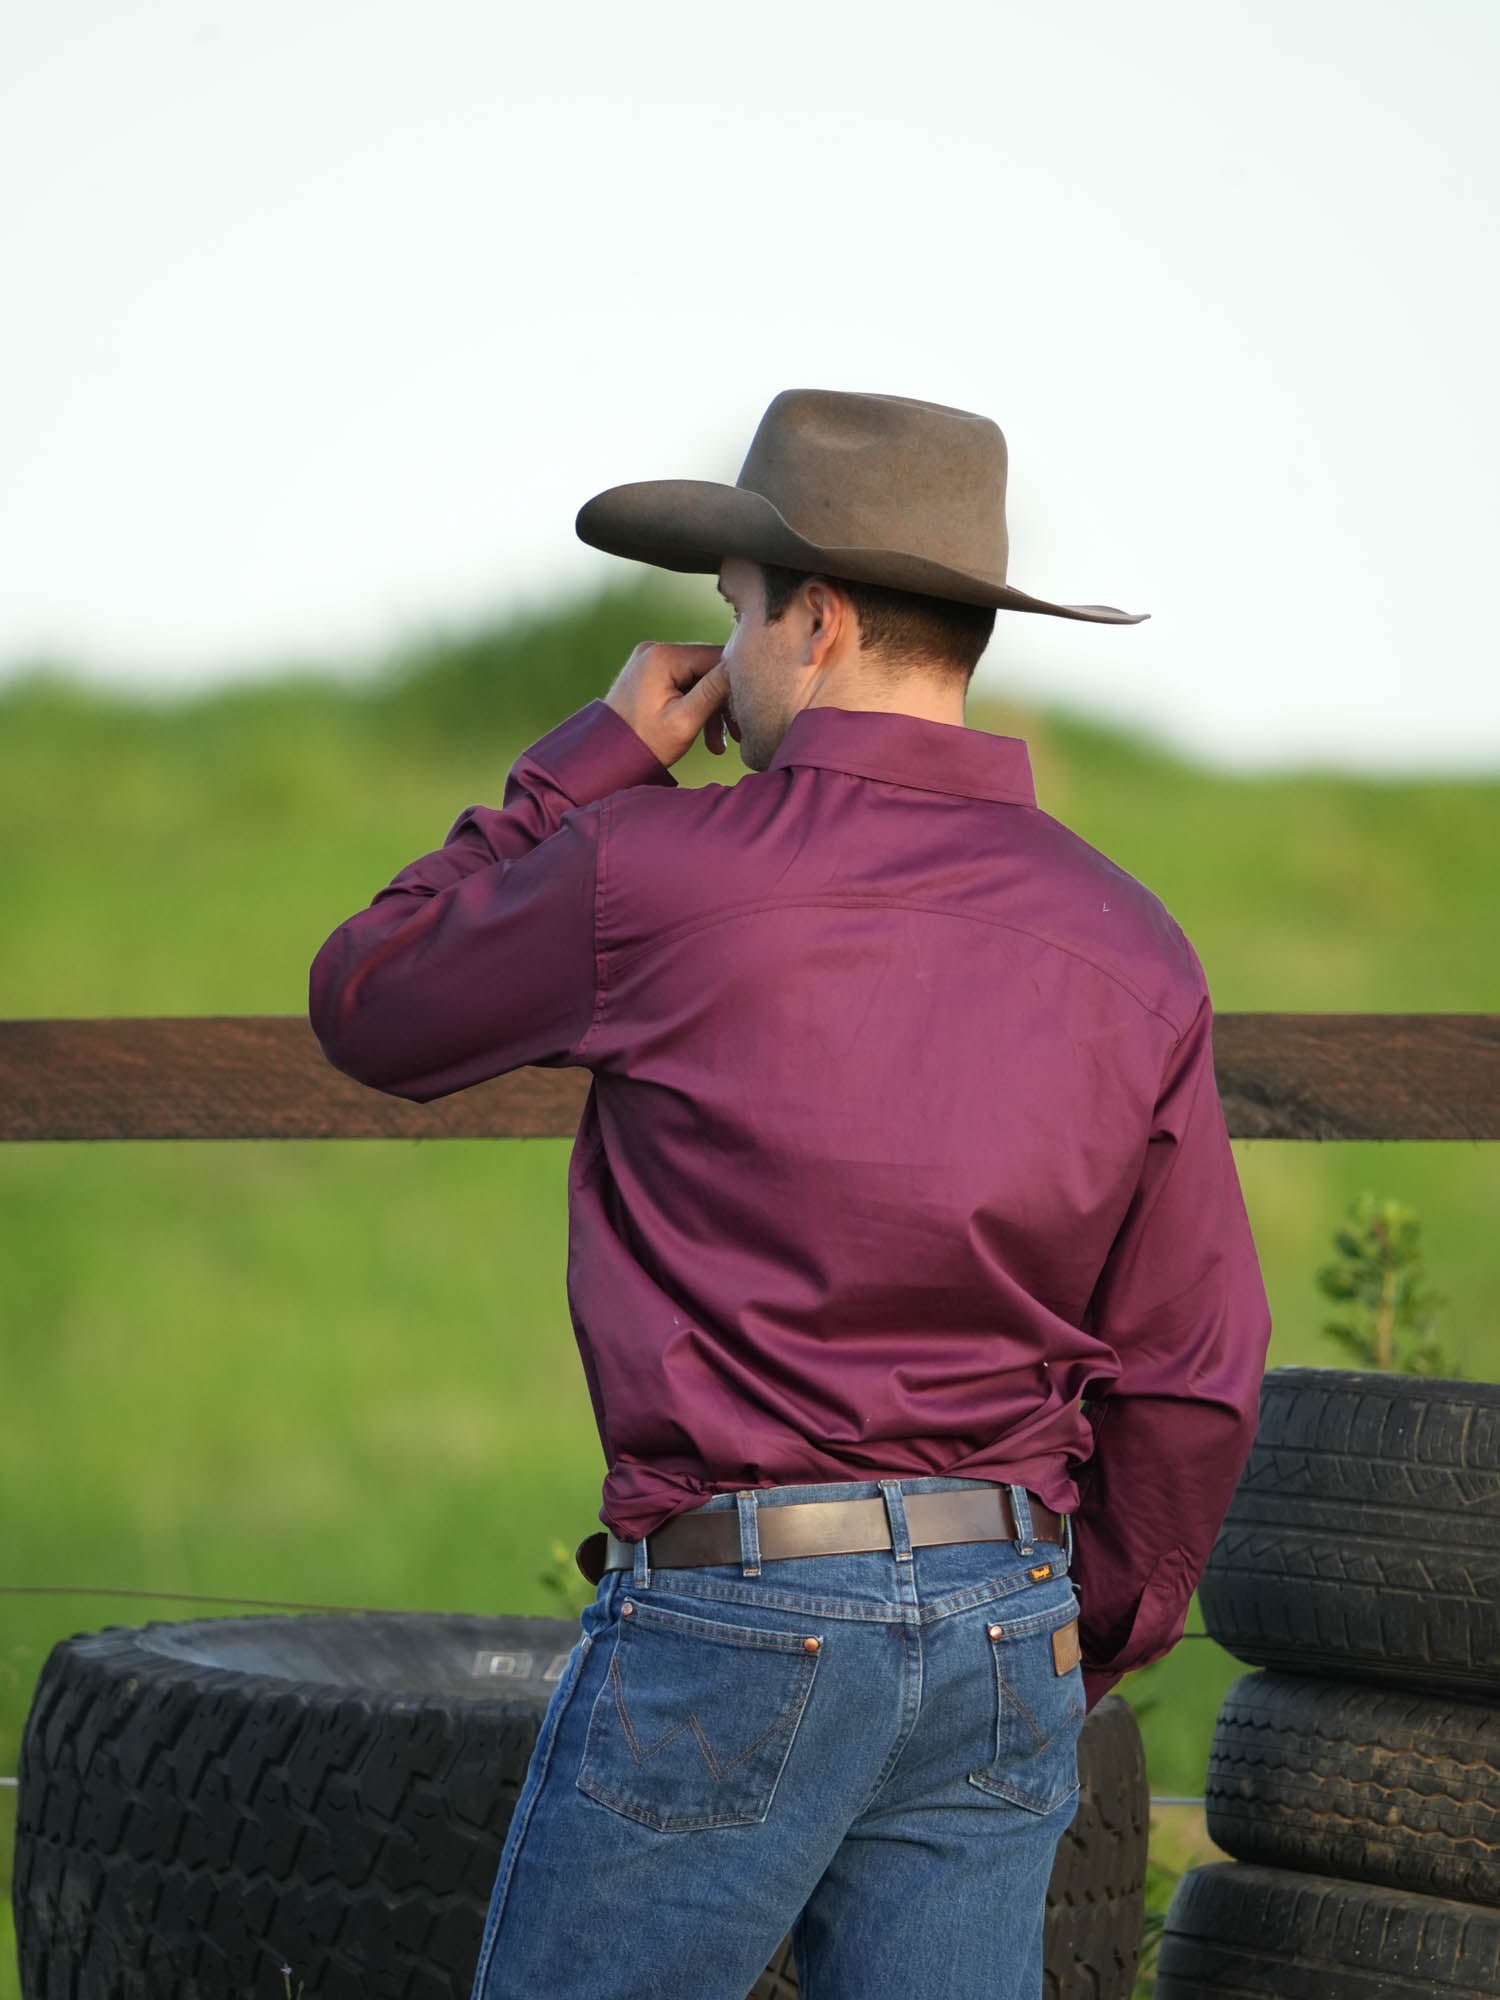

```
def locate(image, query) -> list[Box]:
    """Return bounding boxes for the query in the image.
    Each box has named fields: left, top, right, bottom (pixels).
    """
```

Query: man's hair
left=757, top=561, right=996, bottom=682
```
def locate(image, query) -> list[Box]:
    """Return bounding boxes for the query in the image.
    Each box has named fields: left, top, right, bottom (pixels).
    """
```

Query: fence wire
left=2, top=1582, right=409, bottom=1613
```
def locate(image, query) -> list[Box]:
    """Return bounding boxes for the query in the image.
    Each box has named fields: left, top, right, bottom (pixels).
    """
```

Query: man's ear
left=804, top=576, right=850, bottom=664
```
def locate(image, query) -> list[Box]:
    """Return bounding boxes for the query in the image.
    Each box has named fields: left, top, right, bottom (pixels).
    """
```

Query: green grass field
left=3, top=572, right=1497, bottom=1997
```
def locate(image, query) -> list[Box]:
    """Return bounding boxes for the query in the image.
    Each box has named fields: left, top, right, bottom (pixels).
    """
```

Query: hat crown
left=572, top=384, right=1148, bottom=624
left=736, top=388, right=1011, bottom=582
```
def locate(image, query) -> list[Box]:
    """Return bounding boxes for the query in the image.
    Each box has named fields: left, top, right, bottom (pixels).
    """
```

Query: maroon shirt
left=309, top=697, right=1272, bottom=1709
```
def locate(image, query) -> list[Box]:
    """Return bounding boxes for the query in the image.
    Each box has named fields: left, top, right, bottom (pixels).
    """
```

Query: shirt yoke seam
left=600, top=893, right=1188, bottom=1037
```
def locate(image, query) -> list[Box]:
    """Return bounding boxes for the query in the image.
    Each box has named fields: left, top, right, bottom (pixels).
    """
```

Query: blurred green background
left=3, top=569, right=1496, bottom=1998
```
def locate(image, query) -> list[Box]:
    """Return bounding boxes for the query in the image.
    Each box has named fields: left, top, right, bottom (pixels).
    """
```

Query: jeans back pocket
left=575, top=1594, right=822, bottom=1831
left=966, top=1588, right=1086, bottom=1815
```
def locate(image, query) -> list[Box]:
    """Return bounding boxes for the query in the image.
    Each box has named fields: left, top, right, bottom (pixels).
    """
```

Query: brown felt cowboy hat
left=575, top=387, right=1148, bottom=625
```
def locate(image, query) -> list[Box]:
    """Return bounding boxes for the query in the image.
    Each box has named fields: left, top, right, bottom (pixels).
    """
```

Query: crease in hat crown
left=574, top=387, right=1149, bottom=627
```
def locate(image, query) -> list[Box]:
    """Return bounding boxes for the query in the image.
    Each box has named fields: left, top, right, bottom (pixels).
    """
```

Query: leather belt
left=574, top=1485, right=1065, bottom=1585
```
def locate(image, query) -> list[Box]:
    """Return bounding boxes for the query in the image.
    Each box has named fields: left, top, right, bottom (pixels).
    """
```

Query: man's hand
left=604, top=641, right=740, bottom=769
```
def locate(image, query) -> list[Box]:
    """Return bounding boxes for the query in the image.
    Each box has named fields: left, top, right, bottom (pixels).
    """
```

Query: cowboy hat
left=574, top=387, right=1148, bottom=625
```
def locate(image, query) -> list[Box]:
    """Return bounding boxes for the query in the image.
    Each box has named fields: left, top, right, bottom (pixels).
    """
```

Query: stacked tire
left=1153, top=1366, right=1500, bottom=1998
left=13, top=1604, right=1149, bottom=1998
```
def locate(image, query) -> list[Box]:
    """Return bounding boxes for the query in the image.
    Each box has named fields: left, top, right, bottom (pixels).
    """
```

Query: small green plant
left=536, top=1538, right=597, bottom=1620
left=1316, top=1192, right=1460, bottom=1376
left=279, top=1964, right=305, bottom=2000
left=1134, top=1850, right=1184, bottom=1995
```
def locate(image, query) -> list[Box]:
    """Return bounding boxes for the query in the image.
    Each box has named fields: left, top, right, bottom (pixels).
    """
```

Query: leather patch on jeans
left=1051, top=1617, right=1081, bottom=1676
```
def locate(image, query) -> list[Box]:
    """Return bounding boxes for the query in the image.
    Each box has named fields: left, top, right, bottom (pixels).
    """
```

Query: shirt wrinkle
left=574, top=790, right=613, bottom=1067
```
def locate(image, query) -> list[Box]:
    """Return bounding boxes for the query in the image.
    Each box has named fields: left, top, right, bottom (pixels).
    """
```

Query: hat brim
left=575, top=479, right=1148, bottom=625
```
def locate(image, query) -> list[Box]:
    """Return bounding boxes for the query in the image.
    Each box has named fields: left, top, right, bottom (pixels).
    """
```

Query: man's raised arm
left=307, top=699, right=675, bottom=1101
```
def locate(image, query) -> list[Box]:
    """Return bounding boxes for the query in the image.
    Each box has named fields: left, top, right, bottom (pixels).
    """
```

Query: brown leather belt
left=575, top=1485, right=1065, bottom=1585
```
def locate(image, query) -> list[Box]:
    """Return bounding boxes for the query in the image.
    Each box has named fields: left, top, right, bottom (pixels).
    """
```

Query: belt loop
left=736, top=1489, right=762, bottom=1576
left=632, top=1531, right=651, bottom=1591
left=1007, top=1481, right=1035, bottom=1556
left=879, top=1479, right=914, bottom=1563
left=1062, top=1508, right=1074, bottom=1565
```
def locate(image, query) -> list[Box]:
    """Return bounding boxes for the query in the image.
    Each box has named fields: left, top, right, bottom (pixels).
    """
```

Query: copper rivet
left=988, top=1624, right=1002, bottom=1639
left=622, top=1602, right=634, bottom=1617
left=803, top=1636, right=820, bottom=1652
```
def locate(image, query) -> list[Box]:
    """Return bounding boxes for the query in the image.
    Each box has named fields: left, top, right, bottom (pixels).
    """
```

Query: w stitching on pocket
left=601, top=1641, right=802, bottom=1783
left=576, top=1595, right=822, bottom=1832
left=993, top=1665, right=1050, bottom=1749
left=967, top=1596, right=1084, bottom=1815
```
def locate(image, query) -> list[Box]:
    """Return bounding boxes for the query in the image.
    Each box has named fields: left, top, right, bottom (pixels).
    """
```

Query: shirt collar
left=765, top=705, right=1036, bottom=807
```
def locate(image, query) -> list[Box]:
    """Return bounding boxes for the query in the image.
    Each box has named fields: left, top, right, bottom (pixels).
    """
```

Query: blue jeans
left=469, top=1475, right=1085, bottom=2000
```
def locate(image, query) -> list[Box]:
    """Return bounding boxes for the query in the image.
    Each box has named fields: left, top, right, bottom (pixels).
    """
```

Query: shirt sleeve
left=307, top=699, right=676, bottom=1100
left=1069, top=979, right=1273, bottom=1710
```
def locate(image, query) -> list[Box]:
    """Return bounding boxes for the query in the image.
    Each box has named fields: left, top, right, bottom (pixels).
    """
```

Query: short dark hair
left=757, top=561, right=995, bottom=681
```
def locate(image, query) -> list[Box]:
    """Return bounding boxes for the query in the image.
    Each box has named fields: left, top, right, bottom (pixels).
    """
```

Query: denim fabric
left=468, top=1476, right=1086, bottom=2000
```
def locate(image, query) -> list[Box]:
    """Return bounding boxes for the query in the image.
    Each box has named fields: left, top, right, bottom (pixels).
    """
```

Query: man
left=308, top=388, right=1273, bottom=2000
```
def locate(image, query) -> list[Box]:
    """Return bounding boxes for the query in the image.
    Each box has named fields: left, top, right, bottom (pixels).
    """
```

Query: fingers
left=684, top=659, right=730, bottom=717
left=612, top=640, right=733, bottom=766
left=678, top=657, right=732, bottom=759
left=678, top=644, right=727, bottom=691
left=632, top=639, right=724, bottom=671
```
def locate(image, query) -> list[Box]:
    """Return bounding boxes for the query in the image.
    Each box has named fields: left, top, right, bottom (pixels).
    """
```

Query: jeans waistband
left=610, top=1477, right=1073, bottom=1589
left=682, top=1475, right=1029, bottom=1513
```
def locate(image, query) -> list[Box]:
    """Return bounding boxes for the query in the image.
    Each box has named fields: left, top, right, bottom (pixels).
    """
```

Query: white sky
left=3, top=0, right=1498, bottom=773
